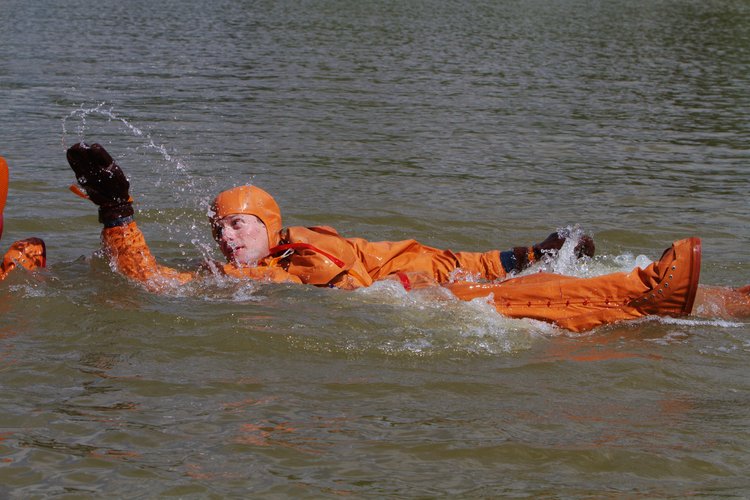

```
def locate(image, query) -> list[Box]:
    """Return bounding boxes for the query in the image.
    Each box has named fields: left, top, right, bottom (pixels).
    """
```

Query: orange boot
left=445, top=237, right=702, bottom=332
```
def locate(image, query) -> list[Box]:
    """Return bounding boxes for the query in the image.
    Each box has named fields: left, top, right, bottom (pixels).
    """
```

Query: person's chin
left=232, top=252, right=257, bottom=267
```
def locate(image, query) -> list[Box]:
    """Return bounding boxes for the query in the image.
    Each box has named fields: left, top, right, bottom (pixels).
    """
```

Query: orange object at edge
left=0, top=157, right=8, bottom=240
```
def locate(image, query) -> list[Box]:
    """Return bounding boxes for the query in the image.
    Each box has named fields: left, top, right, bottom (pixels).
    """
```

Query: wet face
left=214, top=214, right=270, bottom=265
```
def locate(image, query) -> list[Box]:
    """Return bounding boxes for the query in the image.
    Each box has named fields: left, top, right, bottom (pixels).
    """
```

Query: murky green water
left=1, top=0, right=749, bottom=497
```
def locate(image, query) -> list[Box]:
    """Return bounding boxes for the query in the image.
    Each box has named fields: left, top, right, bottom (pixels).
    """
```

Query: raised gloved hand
left=500, top=231, right=595, bottom=274
left=66, top=143, right=133, bottom=225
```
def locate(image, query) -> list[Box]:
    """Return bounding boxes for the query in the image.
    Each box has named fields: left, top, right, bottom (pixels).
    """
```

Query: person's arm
left=66, top=143, right=193, bottom=291
left=347, top=232, right=595, bottom=284
left=101, top=220, right=194, bottom=289
left=451, top=231, right=594, bottom=281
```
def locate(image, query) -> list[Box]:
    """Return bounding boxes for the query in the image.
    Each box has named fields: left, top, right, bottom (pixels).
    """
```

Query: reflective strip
left=103, top=215, right=135, bottom=228
left=397, top=272, right=412, bottom=291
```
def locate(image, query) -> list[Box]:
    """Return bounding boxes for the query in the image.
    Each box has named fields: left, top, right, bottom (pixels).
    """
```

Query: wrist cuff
left=500, top=246, right=535, bottom=273
left=500, top=250, right=517, bottom=273
left=103, top=215, right=134, bottom=228
left=98, top=202, right=134, bottom=224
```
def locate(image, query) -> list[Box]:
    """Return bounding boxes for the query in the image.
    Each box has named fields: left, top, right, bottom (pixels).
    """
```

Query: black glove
left=533, top=231, right=595, bottom=260
left=501, top=232, right=595, bottom=274
left=66, top=143, right=134, bottom=225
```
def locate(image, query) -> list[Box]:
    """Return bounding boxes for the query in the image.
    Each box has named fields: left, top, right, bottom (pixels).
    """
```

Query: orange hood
left=211, top=185, right=282, bottom=248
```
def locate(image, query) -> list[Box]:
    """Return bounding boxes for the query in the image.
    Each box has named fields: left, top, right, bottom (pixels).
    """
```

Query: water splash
left=515, top=225, right=599, bottom=278
left=354, top=280, right=545, bottom=354
left=655, top=316, right=745, bottom=329
left=61, top=103, right=187, bottom=174
left=513, top=225, right=662, bottom=280
left=61, top=103, right=218, bottom=263
left=613, top=253, right=654, bottom=273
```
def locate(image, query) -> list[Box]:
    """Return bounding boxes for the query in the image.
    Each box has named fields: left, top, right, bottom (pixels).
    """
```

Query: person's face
left=214, top=214, right=270, bottom=265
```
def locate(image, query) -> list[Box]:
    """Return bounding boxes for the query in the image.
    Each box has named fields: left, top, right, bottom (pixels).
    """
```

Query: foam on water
left=7, top=282, right=46, bottom=298
left=355, top=279, right=550, bottom=354
left=655, top=316, right=745, bottom=329
left=516, top=225, right=656, bottom=280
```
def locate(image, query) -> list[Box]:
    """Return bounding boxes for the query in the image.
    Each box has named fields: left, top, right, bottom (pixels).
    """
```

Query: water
left=1, top=0, right=749, bottom=497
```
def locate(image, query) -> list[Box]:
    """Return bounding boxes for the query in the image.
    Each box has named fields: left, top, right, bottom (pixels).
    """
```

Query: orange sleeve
left=345, top=237, right=507, bottom=283
left=221, top=262, right=303, bottom=284
left=102, top=221, right=194, bottom=290
left=453, top=249, right=506, bottom=281
left=103, top=222, right=302, bottom=289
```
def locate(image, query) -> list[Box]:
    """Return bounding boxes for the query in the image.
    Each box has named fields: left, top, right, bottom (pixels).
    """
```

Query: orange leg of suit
left=445, top=238, right=702, bottom=332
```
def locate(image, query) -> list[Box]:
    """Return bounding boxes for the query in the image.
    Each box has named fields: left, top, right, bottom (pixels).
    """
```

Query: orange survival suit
left=102, top=185, right=506, bottom=289
left=99, top=185, right=701, bottom=332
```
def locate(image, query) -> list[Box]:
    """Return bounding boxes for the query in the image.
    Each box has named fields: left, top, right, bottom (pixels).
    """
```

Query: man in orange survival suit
left=66, top=143, right=749, bottom=332
left=0, top=156, right=46, bottom=281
